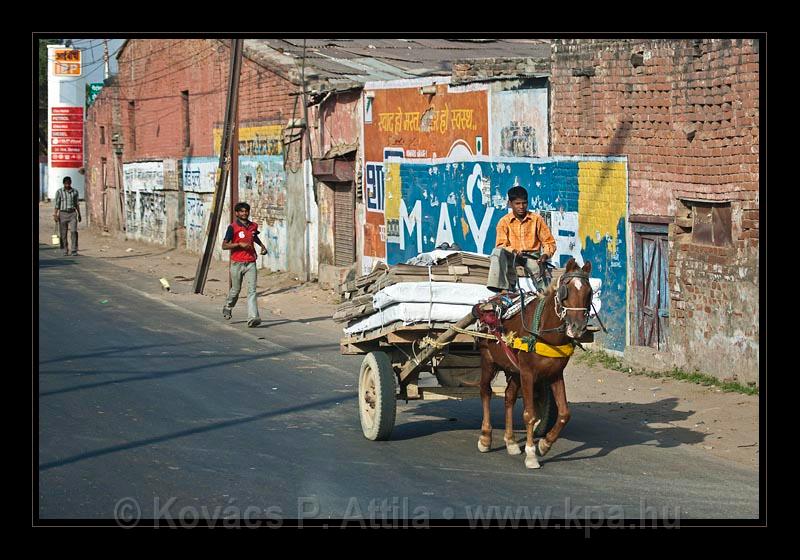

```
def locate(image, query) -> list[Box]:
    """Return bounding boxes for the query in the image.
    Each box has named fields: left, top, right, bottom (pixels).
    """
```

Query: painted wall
left=123, top=161, right=168, bottom=244
left=360, top=78, right=490, bottom=274
left=383, top=155, right=628, bottom=352
left=490, top=86, right=549, bottom=158
left=211, top=123, right=289, bottom=272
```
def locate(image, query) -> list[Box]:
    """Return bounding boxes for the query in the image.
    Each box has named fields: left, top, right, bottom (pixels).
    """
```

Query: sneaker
left=247, top=318, right=261, bottom=328
left=71, top=251, right=78, bottom=256
left=222, top=307, right=232, bottom=320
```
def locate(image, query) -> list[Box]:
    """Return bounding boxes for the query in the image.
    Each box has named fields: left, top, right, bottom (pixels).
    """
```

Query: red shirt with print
left=228, top=220, right=259, bottom=263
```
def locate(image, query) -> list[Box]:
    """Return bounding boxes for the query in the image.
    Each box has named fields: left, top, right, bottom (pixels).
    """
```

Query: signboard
left=53, top=49, right=81, bottom=76
left=87, top=82, right=103, bottom=106
left=50, top=107, right=83, bottom=168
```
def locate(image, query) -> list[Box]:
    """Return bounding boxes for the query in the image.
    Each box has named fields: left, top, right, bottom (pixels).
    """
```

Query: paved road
left=37, top=244, right=759, bottom=524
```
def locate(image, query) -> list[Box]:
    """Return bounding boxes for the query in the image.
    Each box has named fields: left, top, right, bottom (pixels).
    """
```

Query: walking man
left=53, top=176, right=81, bottom=256
left=221, top=202, right=268, bottom=327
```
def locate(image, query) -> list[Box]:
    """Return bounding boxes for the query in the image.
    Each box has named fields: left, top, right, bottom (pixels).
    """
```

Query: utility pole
left=301, top=39, right=312, bottom=283
left=103, top=39, right=110, bottom=80
left=229, top=99, right=239, bottom=291
left=193, top=39, right=243, bottom=294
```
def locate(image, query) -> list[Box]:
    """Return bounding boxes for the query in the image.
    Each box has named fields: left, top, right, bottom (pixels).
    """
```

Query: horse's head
left=556, top=258, right=593, bottom=340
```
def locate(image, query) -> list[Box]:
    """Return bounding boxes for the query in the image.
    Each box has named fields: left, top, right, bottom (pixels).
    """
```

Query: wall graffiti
left=184, top=192, right=210, bottom=253
left=361, top=80, right=490, bottom=268
left=500, top=121, right=538, bottom=157
left=182, top=157, right=218, bottom=193
left=490, top=88, right=548, bottom=158
left=383, top=156, right=628, bottom=351
left=123, top=161, right=168, bottom=244
left=187, top=127, right=288, bottom=272
left=213, top=124, right=284, bottom=156
left=237, top=154, right=288, bottom=272
left=238, top=155, right=286, bottom=217
left=123, top=160, right=163, bottom=192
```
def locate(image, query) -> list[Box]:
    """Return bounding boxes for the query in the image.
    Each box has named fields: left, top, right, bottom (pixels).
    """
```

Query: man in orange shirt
left=487, top=185, right=556, bottom=293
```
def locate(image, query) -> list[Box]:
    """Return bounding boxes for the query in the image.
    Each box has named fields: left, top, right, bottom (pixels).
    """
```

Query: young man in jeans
left=221, top=202, right=268, bottom=327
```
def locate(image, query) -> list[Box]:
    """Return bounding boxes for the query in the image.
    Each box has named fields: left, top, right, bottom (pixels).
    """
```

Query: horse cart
left=341, top=312, right=562, bottom=441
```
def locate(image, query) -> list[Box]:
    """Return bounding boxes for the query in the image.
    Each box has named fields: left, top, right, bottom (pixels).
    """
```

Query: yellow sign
left=53, top=49, right=81, bottom=76
left=213, top=124, right=283, bottom=156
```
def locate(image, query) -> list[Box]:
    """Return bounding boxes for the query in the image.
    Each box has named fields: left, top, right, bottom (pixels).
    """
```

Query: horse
left=475, top=257, right=594, bottom=469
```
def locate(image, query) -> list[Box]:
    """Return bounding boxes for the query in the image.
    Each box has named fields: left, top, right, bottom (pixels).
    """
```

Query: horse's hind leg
left=477, top=348, right=496, bottom=453
left=503, top=372, right=521, bottom=455
left=538, top=373, right=571, bottom=458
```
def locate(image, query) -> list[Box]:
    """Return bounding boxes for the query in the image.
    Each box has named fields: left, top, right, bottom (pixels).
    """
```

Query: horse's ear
left=565, top=258, right=577, bottom=272
left=582, top=261, right=592, bottom=274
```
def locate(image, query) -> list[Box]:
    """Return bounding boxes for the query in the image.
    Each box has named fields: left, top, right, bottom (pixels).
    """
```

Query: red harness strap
left=472, top=302, right=521, bottom=371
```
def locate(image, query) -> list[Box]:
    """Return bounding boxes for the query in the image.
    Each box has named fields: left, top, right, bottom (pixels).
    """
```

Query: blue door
left=634, top=224, right=670, bottom=350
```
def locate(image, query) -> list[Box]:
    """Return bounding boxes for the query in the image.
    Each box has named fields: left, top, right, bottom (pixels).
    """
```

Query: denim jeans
left=225, top=261, right=260, bottom=320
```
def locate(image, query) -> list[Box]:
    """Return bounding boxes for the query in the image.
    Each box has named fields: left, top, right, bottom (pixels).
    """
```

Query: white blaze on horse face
left=572, top=278, right=583, bottom=291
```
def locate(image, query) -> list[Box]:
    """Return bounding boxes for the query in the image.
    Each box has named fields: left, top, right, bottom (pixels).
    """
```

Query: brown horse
left=476, top=257, right=594, bottom=469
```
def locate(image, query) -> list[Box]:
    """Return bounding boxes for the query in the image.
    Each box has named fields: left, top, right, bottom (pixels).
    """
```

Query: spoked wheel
left=358, top=351, right=397, bottom=441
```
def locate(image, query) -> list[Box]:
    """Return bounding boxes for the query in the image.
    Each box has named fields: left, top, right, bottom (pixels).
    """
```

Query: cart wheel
left=358, top=351, right=397, bottom=441
left=534, top=380, right=558, bottom=438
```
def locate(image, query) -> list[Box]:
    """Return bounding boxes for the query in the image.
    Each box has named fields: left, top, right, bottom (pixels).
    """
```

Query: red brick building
left=549, top=38, right=760, bottom=383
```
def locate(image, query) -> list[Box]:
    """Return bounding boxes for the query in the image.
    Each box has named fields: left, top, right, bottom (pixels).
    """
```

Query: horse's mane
left=541, top=282, right=557, bottom=299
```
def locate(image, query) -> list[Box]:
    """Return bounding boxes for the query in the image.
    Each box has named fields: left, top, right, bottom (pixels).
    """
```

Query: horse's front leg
left=538, top=372, right=571, bottom=458
left=503, top=372, right=521, bottom=455
left=477, top=346, right=496, bottom=453
left=519, top=361, right=541, bottom=469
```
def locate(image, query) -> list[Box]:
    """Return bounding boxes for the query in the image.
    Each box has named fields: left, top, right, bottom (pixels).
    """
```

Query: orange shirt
left=495, top=211, right=556, bottom=256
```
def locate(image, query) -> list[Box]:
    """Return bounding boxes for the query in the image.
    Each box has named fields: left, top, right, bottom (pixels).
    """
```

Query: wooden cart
left=341, top=313, right=563, bottom=441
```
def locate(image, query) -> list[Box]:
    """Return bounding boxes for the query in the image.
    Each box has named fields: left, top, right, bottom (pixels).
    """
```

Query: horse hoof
left=524, top=445, right=541, bottom=469
left=505, top=442, right=522, bottom=456
left=525, top=457, right=542, bottom=469
left=478, top=440, right=491, bottom=453
left=537, top=440, right=551, bottom=457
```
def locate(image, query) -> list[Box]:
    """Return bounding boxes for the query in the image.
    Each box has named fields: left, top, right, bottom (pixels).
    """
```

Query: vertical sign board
left=47, top=46, right=85, bottom=199
left=87, top=82, right=103, bottom=107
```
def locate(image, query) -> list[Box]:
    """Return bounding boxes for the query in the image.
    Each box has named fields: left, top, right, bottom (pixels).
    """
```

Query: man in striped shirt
left=487, top=185, right=556, bottom=293
left=52, top=176, right=81, bottom=256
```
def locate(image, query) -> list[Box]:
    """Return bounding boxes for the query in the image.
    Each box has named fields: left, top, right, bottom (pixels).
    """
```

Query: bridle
left=555, top=270, right=592, bottom=321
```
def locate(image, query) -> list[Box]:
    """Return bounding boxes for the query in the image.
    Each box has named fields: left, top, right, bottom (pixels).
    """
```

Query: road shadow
left=38, top=341, right=344, bottom=397
left=96, top=247, right=178, bottom=260
left=257, top=284, right=304, bottom=297
left=39, top=258, right=78, bottom=269
left=244, top=316, right=333, bottom=328
left=390, top=397, right=707, bottom=462
left=39, top=393, right=359, bottom=472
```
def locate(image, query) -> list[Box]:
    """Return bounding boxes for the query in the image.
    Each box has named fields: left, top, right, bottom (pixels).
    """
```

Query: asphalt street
left=37, top=244, right=759, bottom=524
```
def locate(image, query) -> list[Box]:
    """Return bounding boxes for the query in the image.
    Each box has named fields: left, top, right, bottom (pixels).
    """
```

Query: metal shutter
left=334, top=181, right=355, bottom=266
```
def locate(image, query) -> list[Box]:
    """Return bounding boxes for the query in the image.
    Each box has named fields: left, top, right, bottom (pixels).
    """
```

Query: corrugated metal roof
left=243, top=38, right=551, bottom=91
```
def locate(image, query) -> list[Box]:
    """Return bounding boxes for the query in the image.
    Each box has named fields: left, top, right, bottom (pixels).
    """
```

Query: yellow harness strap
left=511, top=338, right=574, bottom=358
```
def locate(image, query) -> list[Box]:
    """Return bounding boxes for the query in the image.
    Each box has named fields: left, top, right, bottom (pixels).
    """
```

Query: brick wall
left=451, top=57, right=550, bottom=84
left=86, top=39, right=304, bottom=270
left=551, top=38, right=760, bottom=383
left=85, top=84, right=124, bottom=232
left=115, top=39, right=299, bottom=162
